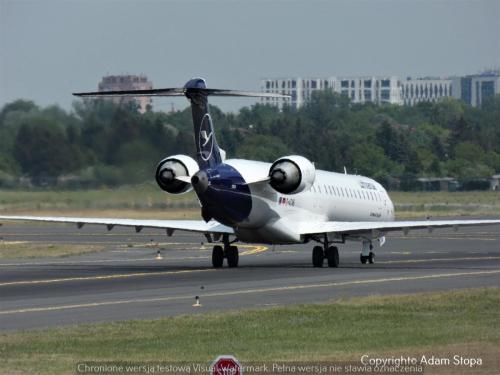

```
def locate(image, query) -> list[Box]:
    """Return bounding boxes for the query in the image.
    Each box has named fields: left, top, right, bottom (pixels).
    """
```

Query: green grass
left=0, top=184, right=197, bottom=212
left=390, top=191, right=500, bottom=218
left=390, top=191, right=500, bottom=206
left=0, top=242, right=105, bottom=259
left=0, top=288, right=499, bottom=374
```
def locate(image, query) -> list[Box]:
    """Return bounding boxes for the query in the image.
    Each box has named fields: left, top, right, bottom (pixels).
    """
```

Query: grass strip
left=0, top=288, right=498, bottom=374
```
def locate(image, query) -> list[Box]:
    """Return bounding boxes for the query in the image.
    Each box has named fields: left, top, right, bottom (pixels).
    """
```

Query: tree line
left=0, top=92, right=499, bottom=189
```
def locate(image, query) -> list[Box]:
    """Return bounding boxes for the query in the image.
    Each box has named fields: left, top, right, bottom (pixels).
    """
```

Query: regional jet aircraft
left=1, top=78, right=499, bottom=268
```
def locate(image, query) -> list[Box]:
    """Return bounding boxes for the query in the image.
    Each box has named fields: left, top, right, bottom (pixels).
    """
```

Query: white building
left=401, top=78, right=452, bottom=106
left=451, top=71, right=500, bottom=107
left=261, top=76, right=404, bottom=109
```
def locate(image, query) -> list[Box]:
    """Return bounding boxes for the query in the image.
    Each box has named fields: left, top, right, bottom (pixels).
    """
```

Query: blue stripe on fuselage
left=197, top=163, right=252, bottom=226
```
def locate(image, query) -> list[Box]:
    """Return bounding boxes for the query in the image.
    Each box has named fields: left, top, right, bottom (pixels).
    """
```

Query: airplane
left=1, top=77, right=499, bottom=268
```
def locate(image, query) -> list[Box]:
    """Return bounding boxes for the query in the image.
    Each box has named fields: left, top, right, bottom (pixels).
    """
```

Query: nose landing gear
left=211, top=234, right=239, bottom=268
left=360, top=241, right=375, bottom=264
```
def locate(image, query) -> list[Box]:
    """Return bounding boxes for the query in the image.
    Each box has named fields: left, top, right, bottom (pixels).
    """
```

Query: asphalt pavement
left=0, top=221, right=499, bottom=331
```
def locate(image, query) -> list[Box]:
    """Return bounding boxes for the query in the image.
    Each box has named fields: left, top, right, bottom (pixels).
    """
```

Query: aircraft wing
left=298, top=219, right=500, bottom=236
left=0, top=215, right=233, bottom=236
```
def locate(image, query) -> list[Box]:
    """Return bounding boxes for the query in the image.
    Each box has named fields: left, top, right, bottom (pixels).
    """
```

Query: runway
left=0, top=222, right=499, bottom=331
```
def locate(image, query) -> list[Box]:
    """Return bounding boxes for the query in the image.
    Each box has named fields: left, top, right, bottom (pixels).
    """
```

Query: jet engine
left=268, top=155, right=316, bottom=194
left=155, top=155, right=199, bottom=194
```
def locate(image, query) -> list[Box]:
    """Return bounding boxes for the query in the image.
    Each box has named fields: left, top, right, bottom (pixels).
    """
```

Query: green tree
left=13, top=119, right=81, bottom=183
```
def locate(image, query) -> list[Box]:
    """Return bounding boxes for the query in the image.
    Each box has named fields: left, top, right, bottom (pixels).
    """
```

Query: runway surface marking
left=0, top=257, right=173, bottom=267
left=1, top=269, right=499, bottom=316
left=0, top=245, right=268, bottom=267
left=0, top=268, right=214, bottom=287
left=240, top=245, right=268, bottom=255
left=379, top=256, right=500, bottom=264
left=391, top=236, right=497, bottom=241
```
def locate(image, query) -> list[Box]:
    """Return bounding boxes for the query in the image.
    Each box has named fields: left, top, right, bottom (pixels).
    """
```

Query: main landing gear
left=212, top=234, right=239, bottom=268
left=360, top=240, right=375, bottom=264
left=311, top=234, right=340, bottom=268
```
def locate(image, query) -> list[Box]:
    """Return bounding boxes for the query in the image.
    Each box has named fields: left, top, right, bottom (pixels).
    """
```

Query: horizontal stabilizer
left=73, top=88, right=290, bottom=99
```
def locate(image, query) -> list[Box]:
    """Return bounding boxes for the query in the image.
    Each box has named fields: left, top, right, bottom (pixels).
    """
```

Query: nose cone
left=191, top=170, right=209, bottom=194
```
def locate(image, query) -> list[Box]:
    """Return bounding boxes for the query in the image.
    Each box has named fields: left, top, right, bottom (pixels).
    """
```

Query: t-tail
left=183, top=78, right=222, bottom=168
left=73, top=78, right=288, bottom=169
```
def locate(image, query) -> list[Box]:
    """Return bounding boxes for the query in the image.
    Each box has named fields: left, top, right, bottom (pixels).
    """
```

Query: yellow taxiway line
left=239, top=245, right=268, bottom=255
left=0, top=269, right=499, bottom=316
left=0, top=245, right=269, bottom=267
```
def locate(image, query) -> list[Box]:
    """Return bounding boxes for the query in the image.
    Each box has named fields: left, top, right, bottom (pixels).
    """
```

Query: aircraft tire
left=360, top=254, right=367, bottom=264
left=227, top=245, right=239, bottom=268
left=212, top=245, right=224, bottom=268
left=312, top=246, right=324, bottom=267
left=368, top=252, right=375, bottom=264
left=327, top=246, right=339, bottom=268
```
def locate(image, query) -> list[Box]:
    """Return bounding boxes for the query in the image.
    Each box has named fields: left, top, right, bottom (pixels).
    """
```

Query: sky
left=1, top=0, right=499, bottom=113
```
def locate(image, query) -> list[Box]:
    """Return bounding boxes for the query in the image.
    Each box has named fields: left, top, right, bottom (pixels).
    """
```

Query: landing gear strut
left=360, top=241, right=375, bottom=264
left=211, top=234, right=239, bottom=268
left=311, top=234, right=340, bottom=268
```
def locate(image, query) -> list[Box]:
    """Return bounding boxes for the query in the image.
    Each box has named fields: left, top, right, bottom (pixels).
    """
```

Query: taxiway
left=0, top=222, right=499, bottom=331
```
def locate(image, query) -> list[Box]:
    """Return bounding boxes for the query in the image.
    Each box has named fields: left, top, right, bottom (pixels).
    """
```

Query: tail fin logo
left=199, top=114, right=214, bottom=162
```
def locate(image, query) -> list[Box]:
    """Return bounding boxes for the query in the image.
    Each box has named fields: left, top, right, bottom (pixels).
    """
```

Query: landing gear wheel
left=227, top=245, right=239, bottom=268
left=212, top=245, right=224, bottom=268
left=360, top=254, right=368, bottom=264
left=327, top=246, right=339, bottom=268
left=312, top=246, right=324, bottom=267
left=368, top=252, right=375, bottom=264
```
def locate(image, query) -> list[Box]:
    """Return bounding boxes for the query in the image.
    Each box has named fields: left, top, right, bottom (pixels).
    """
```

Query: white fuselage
left=224, top=159, right=395, bottom=244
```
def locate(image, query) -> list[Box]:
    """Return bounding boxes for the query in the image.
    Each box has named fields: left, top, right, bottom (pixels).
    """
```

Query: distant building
left=336, top=76, right=402, bottom=106
left=401, top=77, right=452, bottom=106
left=416, top=177, right=459, bottom=192
left=98, top=74, right=153, bottom=113
left=491, top=174, right=500, bottom=191
left=452, top=70, right=500, bottom=107
left=260, top=76, right=403, bottom=110
left=261, top=71, right=500, bottom=109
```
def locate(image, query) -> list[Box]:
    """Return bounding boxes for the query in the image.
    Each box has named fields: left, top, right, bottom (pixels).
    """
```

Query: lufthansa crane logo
left=199, top=114, right=214, bottom=161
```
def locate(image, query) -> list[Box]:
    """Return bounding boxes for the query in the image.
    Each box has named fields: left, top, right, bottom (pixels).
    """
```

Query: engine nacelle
left=155, top=154, right=199, bottom=194
left=269, top=155, right=316, bottom=194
